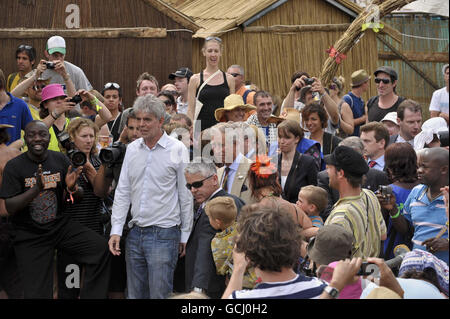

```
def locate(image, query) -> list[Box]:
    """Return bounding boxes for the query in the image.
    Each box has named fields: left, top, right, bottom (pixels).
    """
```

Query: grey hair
left=185, top=158, right=217, bottom=177
left=339, top=136, right=364, bottom=155
left=132, top=94, right=165, bottom=120
left=228, top=64, right=244, bottom=76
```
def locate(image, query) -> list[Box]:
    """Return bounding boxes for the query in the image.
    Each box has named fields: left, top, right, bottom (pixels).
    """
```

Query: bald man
left=402, top=147, right=449, bottom=264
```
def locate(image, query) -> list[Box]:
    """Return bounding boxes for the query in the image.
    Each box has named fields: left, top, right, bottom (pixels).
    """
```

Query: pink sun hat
left=40, top=83, right=67, bottom=107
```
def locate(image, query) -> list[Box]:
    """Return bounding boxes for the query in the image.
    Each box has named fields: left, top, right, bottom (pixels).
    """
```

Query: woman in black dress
left=187, top=37, right=235, bottom=133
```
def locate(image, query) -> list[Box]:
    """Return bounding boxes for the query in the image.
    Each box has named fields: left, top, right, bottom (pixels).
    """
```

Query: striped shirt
left=325, top=189, right=387, bottom=258
left=230, top=274, right=326, bottom=299
left=403, top=184, right=448, bottom=264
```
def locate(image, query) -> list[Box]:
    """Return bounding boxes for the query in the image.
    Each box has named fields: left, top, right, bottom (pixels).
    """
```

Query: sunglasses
left=375, top=78, right=391, bottom=84
left=162, top=100, right=172, bottom=105
left=205, top=36, right=222, bottom=43
left=32, top=84, right=46, bottom=90
left=329, top=84, right=337, bottom=90
left=104, top=82, right=120, bottom=89
left=186, top=175, right=213, bottom=190
left=230, top=73, right=241, bottom=77
left=18, top=44, right=33, bottom=50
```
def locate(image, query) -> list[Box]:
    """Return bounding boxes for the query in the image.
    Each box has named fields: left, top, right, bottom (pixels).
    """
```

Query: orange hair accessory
left=250, top=155, right=277, bottom=178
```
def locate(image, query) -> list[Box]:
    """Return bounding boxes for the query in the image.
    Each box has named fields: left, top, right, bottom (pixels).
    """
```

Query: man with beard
left=0, top=120, right=111, bottom=298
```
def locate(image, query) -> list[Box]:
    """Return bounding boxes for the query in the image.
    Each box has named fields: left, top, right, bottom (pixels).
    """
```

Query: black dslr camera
left=45, top=61, right=55, bottom=69
left=57, top=131, right=87, bottom=167
left=99, top=142, right=127, bottom=166
left=69, top=95, right=82, bottom=104
left=304, top=78, right=315, bottom=86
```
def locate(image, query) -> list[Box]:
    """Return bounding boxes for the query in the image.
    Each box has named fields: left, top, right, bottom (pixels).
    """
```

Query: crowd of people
left=0, top=35, right=448, bottom=300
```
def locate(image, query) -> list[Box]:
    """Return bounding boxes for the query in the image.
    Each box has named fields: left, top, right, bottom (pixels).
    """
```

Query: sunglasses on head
left=186, top=175, right=213, bottom=190
left=230, top=73, right=241, bottom=77
left=375, top=78, right=391, bottom=84
left=104, top=82, right=120, bottom=89
left=32, top=84, right=46, bottom=90
left=329, top=84, right=337, bottom=90
left=205, top=36, right=222, bottom=43
left=18, top=44, right=33, bottom=50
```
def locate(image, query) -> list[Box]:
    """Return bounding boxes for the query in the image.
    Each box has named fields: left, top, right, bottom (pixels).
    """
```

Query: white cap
left=414, top=117, right=449, bottom=151
left=46, top=36, right=66, bottom=55
left=381, top=112, right=398, bottom=125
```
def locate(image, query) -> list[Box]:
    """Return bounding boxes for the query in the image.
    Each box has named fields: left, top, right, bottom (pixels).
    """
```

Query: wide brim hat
left=279, top=107, right=301, bottom=124
left=380, top=111, right=398, bottom=125
left=40, top=83, right=67, bottom=108
left=351, top=69, right=370, bottom=87
left=215, top=94, right=256, bottom=122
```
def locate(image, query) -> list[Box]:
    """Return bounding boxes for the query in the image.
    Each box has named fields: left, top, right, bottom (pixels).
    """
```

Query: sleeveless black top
left=196, top=71, right=229, bottom=132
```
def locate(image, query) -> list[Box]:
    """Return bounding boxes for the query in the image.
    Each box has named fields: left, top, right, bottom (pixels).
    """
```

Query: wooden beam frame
left=377, top=34, right=439, bottom=90
left=243, top=23, right=351, bottom=33
left=379, top=51, right=449, bottom=63
left=0, top=27, right=167, bottom=38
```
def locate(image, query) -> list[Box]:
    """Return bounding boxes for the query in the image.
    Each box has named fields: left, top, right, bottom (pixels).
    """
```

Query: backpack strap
left=7, top=72, right=18, bottom=91
left=242, top=89, right=253, bottom=104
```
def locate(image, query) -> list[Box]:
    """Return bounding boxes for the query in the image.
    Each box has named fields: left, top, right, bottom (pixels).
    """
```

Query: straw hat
left=214, top=94, right=255, bottom=122
left=279, top=108, right=301, bottom=124
left=351, top=69, right=370, bottom=87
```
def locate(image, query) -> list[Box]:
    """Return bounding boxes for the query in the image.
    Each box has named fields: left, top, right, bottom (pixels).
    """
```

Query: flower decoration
left=326, top=46, right=347, bottom=64
left=250, top=155, right=277, bottom=179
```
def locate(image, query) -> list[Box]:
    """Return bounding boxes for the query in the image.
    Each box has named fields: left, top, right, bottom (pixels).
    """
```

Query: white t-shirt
left=429, top=87, right=449, bottom=115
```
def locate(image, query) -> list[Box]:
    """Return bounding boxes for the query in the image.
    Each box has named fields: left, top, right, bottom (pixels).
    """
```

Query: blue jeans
left=125, top=225, right=180, bottom=299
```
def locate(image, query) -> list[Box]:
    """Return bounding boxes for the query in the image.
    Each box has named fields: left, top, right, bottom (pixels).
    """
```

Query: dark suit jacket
left=185, top=189, right=245, bottom=298
left=388, top=134, right=398, bottom=146
left=317, top=168, right=390, bottom=221
left=322, top=132, right=342, bottom=156
left=277, top=151, right=318, bottom=204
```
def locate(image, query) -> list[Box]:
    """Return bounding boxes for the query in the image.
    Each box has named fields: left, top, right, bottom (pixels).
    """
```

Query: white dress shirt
left=110, top=132, right=193, bottom=243
left=367, top=154, right=385, bottom=171
left=176, top=96, right=188, bottom=114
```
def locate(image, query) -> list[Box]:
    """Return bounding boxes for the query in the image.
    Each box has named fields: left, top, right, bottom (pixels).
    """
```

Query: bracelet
left=66, top=185, right=78, bottom=204
left=90, top=97, right=103, bottom=112
left=390, top=205, right=401, bottom=219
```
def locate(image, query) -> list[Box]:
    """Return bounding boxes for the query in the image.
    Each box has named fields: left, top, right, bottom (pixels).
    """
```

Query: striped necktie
left=369, top=160, right=377, bottom=168
left=222, top=166, right=231, bottom=190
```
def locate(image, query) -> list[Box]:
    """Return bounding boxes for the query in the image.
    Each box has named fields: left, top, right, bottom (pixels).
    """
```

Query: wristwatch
left=324, top=285, right=340, bottom=298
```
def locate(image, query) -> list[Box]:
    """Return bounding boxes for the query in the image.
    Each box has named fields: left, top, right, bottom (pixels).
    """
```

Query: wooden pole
left=0, top=27, right=167, bottom=38
left=243, top=23, right=351, bottom=33
left=377, top=34, right=439, bottom=90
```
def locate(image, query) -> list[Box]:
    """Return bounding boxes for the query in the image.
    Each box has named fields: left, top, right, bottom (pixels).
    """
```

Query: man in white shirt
left=360, top=122, right=390, bottom=171
left=169, top=67, right=192, bottom=114
left=108, top=94, right=192, bottom=299
left=429, top=64, right=449, bottom=124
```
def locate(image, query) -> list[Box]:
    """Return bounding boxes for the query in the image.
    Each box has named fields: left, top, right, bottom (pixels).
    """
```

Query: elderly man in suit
left=210, top=122, right=256, bottom=205
left=184, top=159, right=244, bottom=298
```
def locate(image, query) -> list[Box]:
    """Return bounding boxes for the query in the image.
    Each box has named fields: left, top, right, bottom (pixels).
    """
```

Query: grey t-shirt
left=43, top=60, right=93, bottom=93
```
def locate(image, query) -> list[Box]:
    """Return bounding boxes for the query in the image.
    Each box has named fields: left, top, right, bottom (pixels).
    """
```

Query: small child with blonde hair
left=296, top=185, right=328, bottom=239
left=205, top=196, right=258, bottom=289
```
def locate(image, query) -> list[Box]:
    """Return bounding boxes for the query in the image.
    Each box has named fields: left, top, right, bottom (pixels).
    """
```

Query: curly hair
left=301, top=102, right=328, bottom=129
left=384, top=142, right=418, bottom=183
left=66, top=117, right=99, bottom=155
left=236, top=204, right=303, bottom=272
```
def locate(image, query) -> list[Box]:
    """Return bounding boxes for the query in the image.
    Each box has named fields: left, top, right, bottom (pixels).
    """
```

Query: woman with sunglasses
left=187, top=36, right=235, bottom=133
left=158, top=90, right=177, bottom=116
left=328, top=76, right=354, bottom=138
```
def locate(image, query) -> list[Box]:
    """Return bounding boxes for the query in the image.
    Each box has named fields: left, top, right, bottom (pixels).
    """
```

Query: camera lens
left=71, top=151, right=87, bottom=167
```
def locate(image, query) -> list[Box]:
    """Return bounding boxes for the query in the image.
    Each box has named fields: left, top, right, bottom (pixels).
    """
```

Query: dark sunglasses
left=32, top=84, right=46, bottom=90
left=375, top=78, right=391, bottom=84
left=205, top=36, right=222, bottom=43
left=328, top=84, right=337, bottom=90
left=230, top=73, right=241, bottom=77
left=162, top=100, right=172, bottom=105
left=104, top=82, right=120, bottom=89
left=186, top=175, right=213, bottom=190
left=18, top=44, right=33, bottom=50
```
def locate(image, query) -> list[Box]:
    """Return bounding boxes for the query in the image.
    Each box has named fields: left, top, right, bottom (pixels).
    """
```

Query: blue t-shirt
left=343, top=92, right=365, bottom=137
left=403, top=184, right=448, bottom=264
left=383, top=184, right=414, bottom=259
left=0, top=92, right=33, bottom=145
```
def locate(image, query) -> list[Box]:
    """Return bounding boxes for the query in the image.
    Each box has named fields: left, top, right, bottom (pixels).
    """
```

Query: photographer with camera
left=42, top=36, right=92, bottom=93
left=56, top=117, right=110, bottom=298
left=376, top=142, right=418, bottom=260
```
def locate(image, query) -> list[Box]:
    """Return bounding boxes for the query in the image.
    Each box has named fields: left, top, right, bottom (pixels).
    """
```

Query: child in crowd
left=296, top=185, right=328, bottom=239
left=205, top=197, right=258, bottom=289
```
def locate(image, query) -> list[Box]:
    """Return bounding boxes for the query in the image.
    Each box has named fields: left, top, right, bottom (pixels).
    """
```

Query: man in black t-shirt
left=367, top=66, right=405, bottom=123
left=0, top=120, right=111, bottom=298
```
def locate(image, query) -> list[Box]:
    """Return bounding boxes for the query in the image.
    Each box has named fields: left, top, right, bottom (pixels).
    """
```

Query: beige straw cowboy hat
left=214, top=94, right=256, bottom=122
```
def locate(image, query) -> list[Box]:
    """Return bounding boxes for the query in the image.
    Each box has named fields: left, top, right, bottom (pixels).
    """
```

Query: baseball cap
left=46, top=36, right=66, bottom=55
left=324, top=145, right=369, bottom=176
left=307, top=224, right=353, bottom=266
left=381, top=112, right=398, bottom=125
left=374, top=66, right=398, bottom=81
left=169, top=67, right=193, bottom=80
